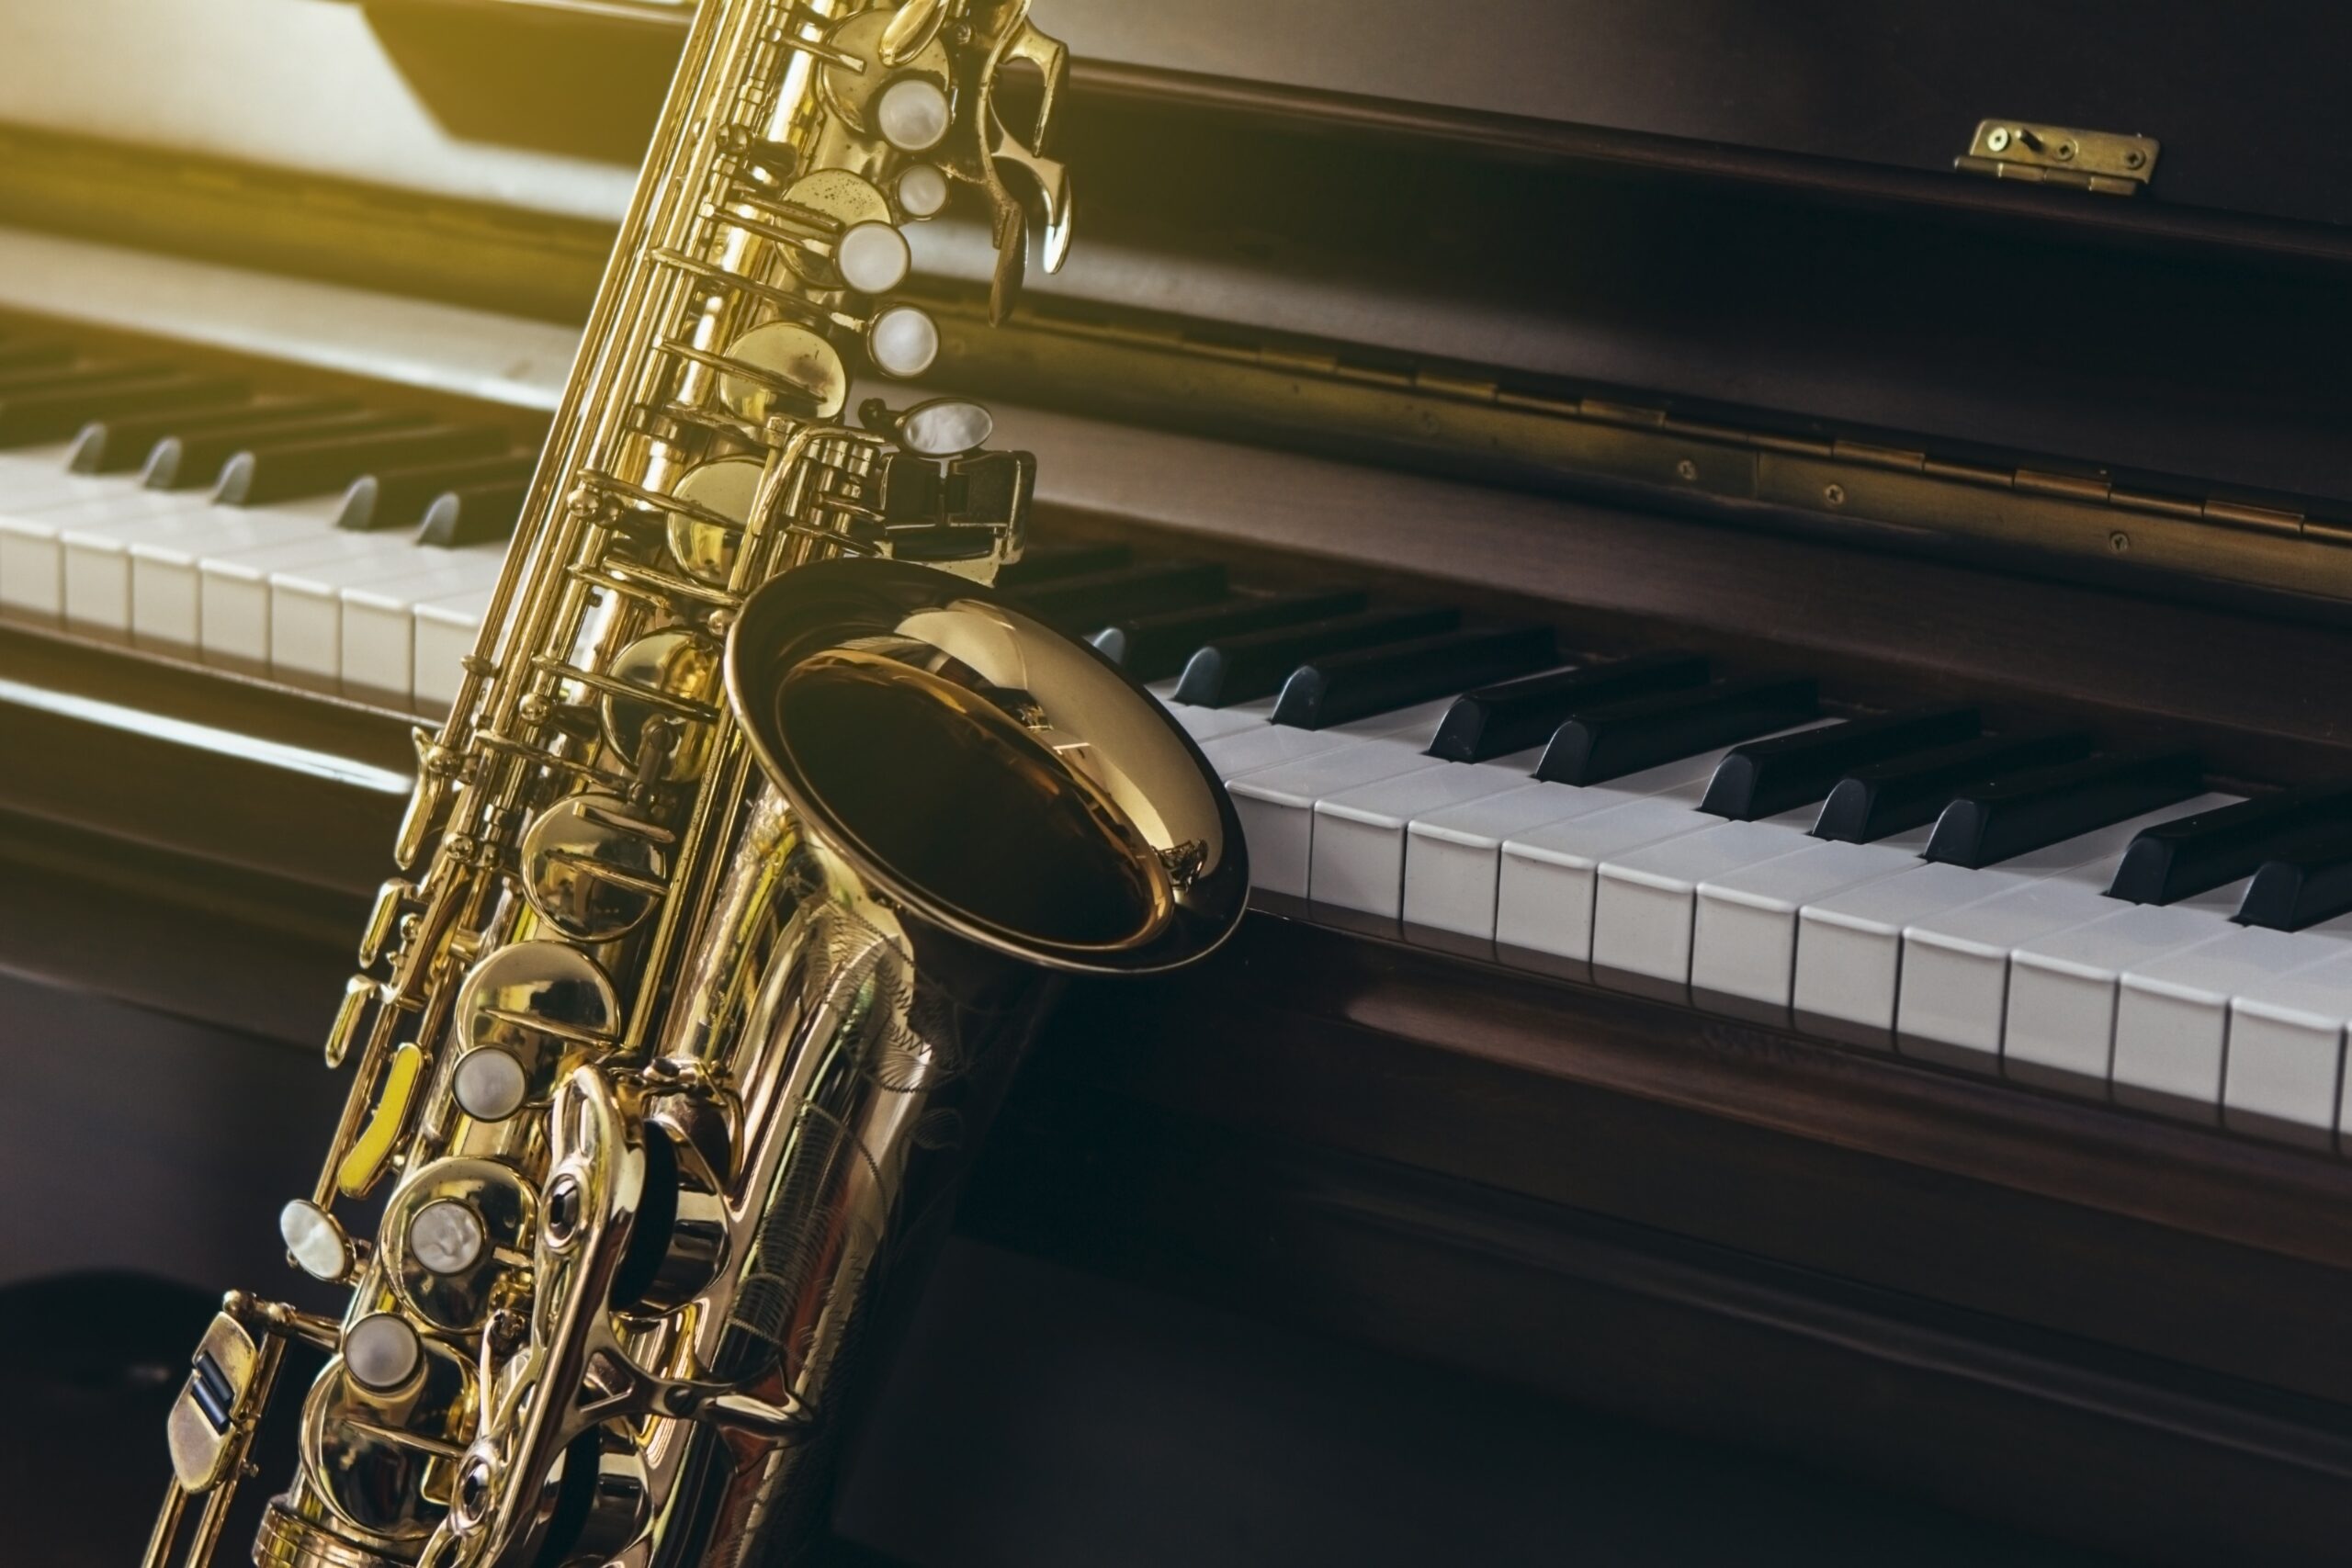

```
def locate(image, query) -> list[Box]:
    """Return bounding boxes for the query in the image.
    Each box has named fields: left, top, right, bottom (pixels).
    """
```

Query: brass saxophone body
left=142, top=4, right=1247, bottom=1564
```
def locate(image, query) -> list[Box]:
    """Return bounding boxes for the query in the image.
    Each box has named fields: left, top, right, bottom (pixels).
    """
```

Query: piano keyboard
left=0, top=328, right=537, bottom=714
left=3, top=325, right=2350, bottom=1162
left=971, top=539, right=2352, bottom=1156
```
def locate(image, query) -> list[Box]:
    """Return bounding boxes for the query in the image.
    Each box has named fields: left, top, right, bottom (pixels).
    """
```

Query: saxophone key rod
left=146, top=5, right=1245, bottom=1566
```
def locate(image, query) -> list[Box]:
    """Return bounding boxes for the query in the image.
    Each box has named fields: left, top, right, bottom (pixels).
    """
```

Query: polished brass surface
left=142, top=4, right=1244, bottom=1564
left=1955, top=118, right=2159, bottom=195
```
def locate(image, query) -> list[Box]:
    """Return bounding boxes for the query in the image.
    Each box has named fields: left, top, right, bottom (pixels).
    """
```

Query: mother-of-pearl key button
left=1589, top=808, right=1822, bottom=1002
left=1689, top=826, right=1936, bottom=1026
left=1997, top=877, right=2251, bottom=1096
left=1792, top=797, right=2232, bottom=1050
left=1402, top=745, right=1742, bottom=958
left=1894, top=795, right=2238, bottom=1071
left=339, top=544, right=507, bottom=705
left=2110, top=919, right=2352, bottom=1131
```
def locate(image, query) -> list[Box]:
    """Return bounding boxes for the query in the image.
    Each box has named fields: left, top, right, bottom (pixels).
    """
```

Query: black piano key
left=1811, top=727, right=2094, bottom=843
left=0, top=371, right=247, bottom=446
left=215, top=421, right=508, bottom=504
left=994, top=540, right=1131, bottom=587
left=1534, top=676, right=1819, bottom=786
left=71, top=396, right=358, bottom=473
left=1000, top=560, right=1227, bottom=633
left=1923, top=749, right=2204, bottom=870
left=1172, top=606, right=1462, bottom=707
left=2237, top=827, right=2352, bottom=931
left=1092, top=588, right=1368, bottom=680
left=1700, top=706, right=1983, bottom=821
left=1424, top=651, right=1712, bottom=763
left=1272, top=625, right=1557, bottom=731
left=2105, top=781, right=2352, bottom=905
left=340, top=451, right=537, bottom=532
left=144, top=409, right=410, bottom=489
left=420, top=479, right=530, bottom=547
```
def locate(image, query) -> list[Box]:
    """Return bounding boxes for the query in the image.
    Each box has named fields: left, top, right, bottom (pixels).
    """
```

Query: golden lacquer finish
left=142, top=4, right=1245, bottom=1564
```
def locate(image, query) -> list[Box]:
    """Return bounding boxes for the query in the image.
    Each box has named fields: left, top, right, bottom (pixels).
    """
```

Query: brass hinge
left=1955, top=119, right=2158, bottom=197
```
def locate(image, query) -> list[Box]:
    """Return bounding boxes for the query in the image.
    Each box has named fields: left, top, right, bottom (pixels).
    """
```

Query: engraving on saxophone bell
left=144, top=4, right=1246, bottom=1565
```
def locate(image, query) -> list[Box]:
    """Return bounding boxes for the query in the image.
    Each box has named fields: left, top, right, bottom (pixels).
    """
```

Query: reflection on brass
left=1955, top=118, right=2159, bottom=196
left=717, top=320, right=849, bottom=424
left=143, top=4, right=1245, bottom=1567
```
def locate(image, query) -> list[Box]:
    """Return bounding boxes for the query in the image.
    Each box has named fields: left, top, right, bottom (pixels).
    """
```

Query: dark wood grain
left=1021, top=453, right=2352, bottom=787
left=1040, top=914, right=2352, bottom=1405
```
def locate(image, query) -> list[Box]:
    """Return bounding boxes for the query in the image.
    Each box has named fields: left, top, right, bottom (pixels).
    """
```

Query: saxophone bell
left=143, top=2, right=1245, bottom=1562
left=727, top=556, right=1245, bottom=975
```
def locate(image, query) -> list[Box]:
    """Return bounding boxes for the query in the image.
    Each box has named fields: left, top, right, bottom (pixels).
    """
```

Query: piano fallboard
left=5, top=10, right=2352, bottom=1561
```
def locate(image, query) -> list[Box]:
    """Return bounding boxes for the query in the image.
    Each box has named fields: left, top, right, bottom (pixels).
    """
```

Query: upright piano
left=5, top=3, right=2352, bottom=1562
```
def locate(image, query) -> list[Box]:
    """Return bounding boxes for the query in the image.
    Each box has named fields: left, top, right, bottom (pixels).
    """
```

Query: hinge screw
left=1675, top=459, right=1699, bottom=482
left=2124, top=149, right=2146, bottom=170
left=1823, top=483, right=1848, bottom=507
left=2109, top=530, right=2132, bottom=554
left=2054, top=140, right=2078, bottom=162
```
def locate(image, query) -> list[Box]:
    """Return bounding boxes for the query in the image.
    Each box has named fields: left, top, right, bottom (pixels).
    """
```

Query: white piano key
left=1400, top=746, right=1737, bottom=959
left=100, top=496, right=349, bottom=650
left=2222, top=950, right=2352, bottom=1151
left=1495, top=796, right=1733, bottom=985
left=1894, top=795, right=2241, bottom=1071
left=1589, top=808, right=1821, bottom=1002
left=1998, top=878, right=2252, bottom=1097
left=1225, top=702, right=1460, bottom=909
left=413, top=588, right=493, bottom=716
left=0, top=440, right=84, bottom=490
left=1310, top=747, right=1547, bottom=929
left=1200, top=697, right=1453, bottom=784
left=338, top=543, right=506, bottom=705
left=1170, top=694, right=1277, bottom=744
left=0, top=485, right=206, bottom=621
left=2109, top=921, right=2352, bottom=1133
left=1792, top=795, right=2234, bottom=1050
left=276, top=535, right=498, bottom=693
left=61, top=491, right=254, bottom=638
left=0, top=442, right=122, bottom=515
left=197, top=523, right=424, bottom=676
left=1689, top=826, right=1937, bottom=1026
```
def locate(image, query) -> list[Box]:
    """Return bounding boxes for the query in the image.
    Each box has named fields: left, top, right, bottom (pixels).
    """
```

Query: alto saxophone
left=142, top=3, right=1246, bottom=1563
